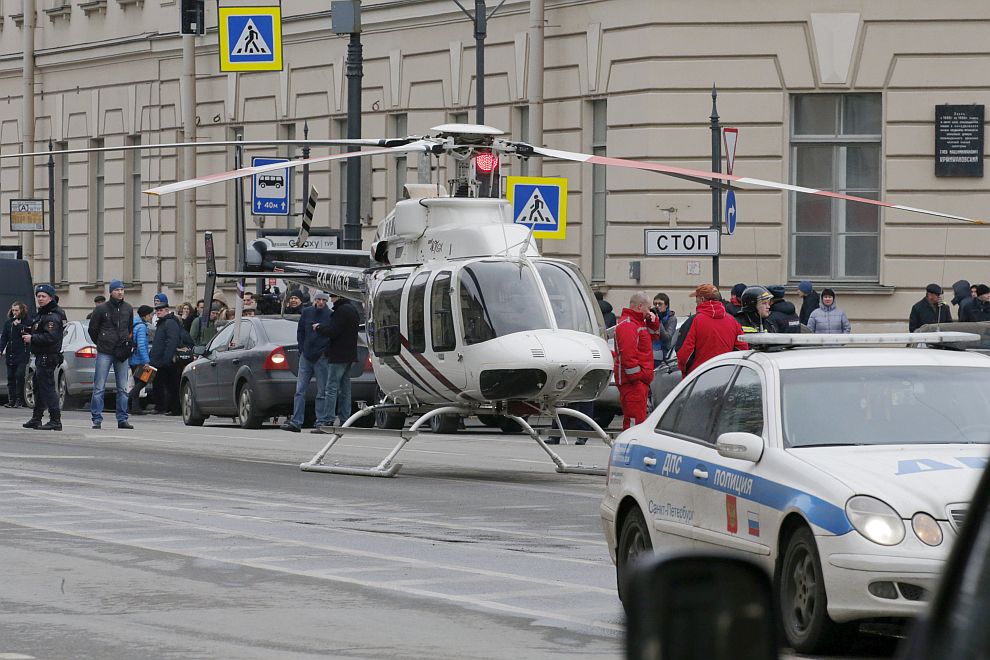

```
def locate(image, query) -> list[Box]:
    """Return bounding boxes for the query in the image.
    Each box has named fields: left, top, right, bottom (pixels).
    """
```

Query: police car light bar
left=741, top=332, right=981, bottom=346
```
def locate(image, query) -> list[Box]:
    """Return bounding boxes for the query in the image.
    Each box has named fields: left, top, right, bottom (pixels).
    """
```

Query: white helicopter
left=144, top=123, right=985, bottom=478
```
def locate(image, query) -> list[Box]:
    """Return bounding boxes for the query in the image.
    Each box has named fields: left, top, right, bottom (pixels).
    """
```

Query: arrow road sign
left=725, top=189, right=737, bottom=235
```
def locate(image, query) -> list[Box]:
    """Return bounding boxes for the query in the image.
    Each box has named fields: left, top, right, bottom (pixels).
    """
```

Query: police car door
left=691, top=364, right=771, bottom=557
left=644, top=364, right=737, bottom=552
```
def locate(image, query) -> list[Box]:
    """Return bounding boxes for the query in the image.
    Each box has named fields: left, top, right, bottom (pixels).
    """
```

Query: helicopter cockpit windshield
left=460, top=262, right=551, bottom=344
left=533, top=261, right=596, bottom=335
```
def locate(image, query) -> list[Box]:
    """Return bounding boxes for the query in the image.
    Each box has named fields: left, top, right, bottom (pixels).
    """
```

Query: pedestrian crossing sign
left=506, top=176, right=568, bottom=239
left=218, top=5, right=283, bottom=72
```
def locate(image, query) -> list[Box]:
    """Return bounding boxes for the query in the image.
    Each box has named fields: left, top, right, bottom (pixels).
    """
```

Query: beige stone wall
left=0, top=0, right=985, bottom=329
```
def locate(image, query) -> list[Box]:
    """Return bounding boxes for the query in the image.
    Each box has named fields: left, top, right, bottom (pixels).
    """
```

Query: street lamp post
left=332, top=1, right=363, bottom=250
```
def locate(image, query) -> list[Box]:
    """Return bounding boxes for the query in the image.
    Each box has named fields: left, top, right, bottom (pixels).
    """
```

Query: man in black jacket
left=797, top=281, right=821, bottom=326
left=22, top=284, right=65, bottom=431
left=149, top=294, right=188, bottom=415
left=909, top=283, right=952, bottom=331
left=767, top=285, right=801, bottom=333
left=88, top=279, right=134, bottom=429
left=314, top=294, right=359, bottom=427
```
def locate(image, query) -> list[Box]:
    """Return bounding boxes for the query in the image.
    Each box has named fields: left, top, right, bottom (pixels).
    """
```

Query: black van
left=0, top=259, right=35, bottom=402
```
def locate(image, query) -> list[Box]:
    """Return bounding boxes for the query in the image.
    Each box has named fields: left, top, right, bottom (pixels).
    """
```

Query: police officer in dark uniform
left=22, top=284, right=66, bottom=431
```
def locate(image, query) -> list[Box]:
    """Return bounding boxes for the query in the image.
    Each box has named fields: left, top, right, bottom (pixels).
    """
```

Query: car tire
left=374, top=388, right=405, bottom=430
left=779, top=526, right=856, bottom=654
left=349, top=405, right=375, bottom=428
left=592, top=409, right=615, bottom=430
left=616, top=507, right=653, bottom=612
left=23, top=369, right=35, bottom=409
left=477, top=414, right=500, bottom=428
left=57, top=372, right=71, bottom=410
left=429, top=413, right=460, bottom=434
left=181, top=380, right=207, bottom=427
left=497, top=416, right=526, bottom=434
left=237, top=382, right=265, bottom=430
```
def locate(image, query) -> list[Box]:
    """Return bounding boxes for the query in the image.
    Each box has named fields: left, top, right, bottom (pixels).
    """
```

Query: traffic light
left=473, top=151, right=500, bottom=198
left=181, top=0, right=205, bottom=35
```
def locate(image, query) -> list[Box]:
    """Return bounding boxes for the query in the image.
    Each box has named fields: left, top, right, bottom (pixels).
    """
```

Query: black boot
left=23, top=418, right=41, bottom=429
left=39, top=420, right=62, bottom=431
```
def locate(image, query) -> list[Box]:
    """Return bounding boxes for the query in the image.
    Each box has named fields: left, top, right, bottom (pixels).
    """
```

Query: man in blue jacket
left=127, top=305, right=154, bottom=414
left=281, top=291, right=332, bottom=432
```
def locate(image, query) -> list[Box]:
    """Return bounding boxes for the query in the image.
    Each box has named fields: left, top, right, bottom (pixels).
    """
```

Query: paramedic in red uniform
left=614, top=292, right=660, bottom=429
left=677, top=284, right=749, bottom=376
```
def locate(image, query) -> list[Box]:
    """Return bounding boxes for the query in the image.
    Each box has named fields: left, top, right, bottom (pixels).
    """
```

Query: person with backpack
left=149, top=294, right=192, bottom=415
left=88, top=279, right=134, bottom=429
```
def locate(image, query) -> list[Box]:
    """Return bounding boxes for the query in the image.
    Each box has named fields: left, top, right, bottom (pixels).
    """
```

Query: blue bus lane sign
left=252, top=157, right=291, bottom=216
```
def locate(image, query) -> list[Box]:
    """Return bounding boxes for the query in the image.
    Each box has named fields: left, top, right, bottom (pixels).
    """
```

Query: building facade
left=0, top=0, right=987, bottom=328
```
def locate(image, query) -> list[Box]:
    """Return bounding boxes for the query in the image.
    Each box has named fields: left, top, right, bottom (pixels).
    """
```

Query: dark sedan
left=180, top=316, right=375, bottom=429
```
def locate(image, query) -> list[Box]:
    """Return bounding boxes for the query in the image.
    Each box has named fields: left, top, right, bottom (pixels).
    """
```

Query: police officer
left=22, top=284, right=65, bottom=431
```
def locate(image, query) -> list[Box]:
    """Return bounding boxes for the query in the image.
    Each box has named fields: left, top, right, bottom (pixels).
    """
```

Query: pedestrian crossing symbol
left=219, top=6, right=283, bottom=72
left=506, top=176, right=568, bottom=239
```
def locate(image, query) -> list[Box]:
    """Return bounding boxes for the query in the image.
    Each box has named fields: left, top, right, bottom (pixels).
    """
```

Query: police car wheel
left=779, top=527, right=855, bottom=653
left=616, top=507, right=652, bottom=611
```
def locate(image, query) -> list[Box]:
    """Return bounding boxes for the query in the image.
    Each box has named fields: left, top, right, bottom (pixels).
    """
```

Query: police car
left=601, top=332, right=990, bottom=654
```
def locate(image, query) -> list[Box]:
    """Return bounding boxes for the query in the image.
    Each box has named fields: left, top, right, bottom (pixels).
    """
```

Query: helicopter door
left=426, top=271, right=467, bottom=392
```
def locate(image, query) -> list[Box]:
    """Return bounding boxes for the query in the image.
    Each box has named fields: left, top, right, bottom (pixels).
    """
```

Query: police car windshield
left=459, top=261, right=551, bottom=344
left=781, top=366, right=990, bottom=447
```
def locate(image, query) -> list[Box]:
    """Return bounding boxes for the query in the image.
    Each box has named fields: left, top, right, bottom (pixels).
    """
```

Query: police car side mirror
left=716, top=432, right=764, bottom=463
left=626, top=554, right=779, bottom=660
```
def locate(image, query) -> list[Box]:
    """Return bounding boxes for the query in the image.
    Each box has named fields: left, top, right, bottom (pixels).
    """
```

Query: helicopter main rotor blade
left=143, top=140, right=434, bottom=197
left=529, top=145, right=987, bottom=225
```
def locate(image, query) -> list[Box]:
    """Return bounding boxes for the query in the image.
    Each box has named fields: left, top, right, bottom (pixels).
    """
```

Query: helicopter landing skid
left=507, top=408, right=613, bottom=476
left=299, top=405, right=472, bottom=477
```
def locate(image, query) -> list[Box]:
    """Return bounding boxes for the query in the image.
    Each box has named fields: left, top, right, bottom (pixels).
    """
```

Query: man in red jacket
left=614, top=292, right=660, bottom=429
left=677, top=284, right=749, bottom=376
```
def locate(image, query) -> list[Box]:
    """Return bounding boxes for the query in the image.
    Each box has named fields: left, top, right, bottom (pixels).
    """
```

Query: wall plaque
left=935, top=105, right=984, bottom=177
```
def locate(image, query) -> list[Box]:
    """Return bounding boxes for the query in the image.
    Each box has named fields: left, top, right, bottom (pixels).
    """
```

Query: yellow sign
left=218, top=6, right=283, bottom=72
left=10, top=199, right=45, bottom=232
left=506, top=176, right=568, bottom=239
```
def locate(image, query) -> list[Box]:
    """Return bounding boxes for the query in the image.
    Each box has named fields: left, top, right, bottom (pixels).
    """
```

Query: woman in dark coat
left=1, top=301, right=32, bottom=406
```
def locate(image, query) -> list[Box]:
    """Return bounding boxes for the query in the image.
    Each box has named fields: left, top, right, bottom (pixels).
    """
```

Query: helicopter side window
left=431, top=271, right=456, bottom=352
left=407, top=272, right=429, bottom=353
left=459, top=262, right=551, bottom=345
left=534, top=262, right=595, bottom=334
left=372, top=277, right=405, bottom=356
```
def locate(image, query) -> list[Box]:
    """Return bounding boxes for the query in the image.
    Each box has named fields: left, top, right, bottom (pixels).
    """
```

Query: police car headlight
left=845, top=496, right=905, bottom=546
left=911, top=512, right=943, bottom=546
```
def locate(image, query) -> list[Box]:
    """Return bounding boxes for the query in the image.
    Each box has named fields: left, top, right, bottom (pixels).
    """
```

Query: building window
left=55, top=141, right=69, bottom=282
left=591, top=100, right=607, bottom=282
left=514, top=105, right=530, bottom=177
left=89, top=139, right=105, bottom=283
left=124, top=135, right=142, bottom=282
left=391, top=113, right=407, bottom=202
left=790, top=94, right=882, bottom=281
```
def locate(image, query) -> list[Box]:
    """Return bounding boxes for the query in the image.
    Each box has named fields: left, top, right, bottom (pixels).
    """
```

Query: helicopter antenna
left=519, top=220, right=537, bottom=259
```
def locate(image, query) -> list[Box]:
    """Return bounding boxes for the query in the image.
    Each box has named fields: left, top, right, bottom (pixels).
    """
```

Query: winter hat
left=798, top=280, right=813, bottom=295
left=137, top=304, right=154, bottom=317
left=926, top=283, right=943, bottom=296
left=287, top=290, right=303, bottom=302
left=691, top=284, right=720, bottom=301
left=108, top=279, right=125, bottom=293
left=976, top=284, right=990, bottom=297
left=314, top=291, right=330, bottom=301
left=34, top=283, right=56, bottom=298
left=153, top=293, right=170, bottom=309
left=821, top=288, right=836, bottom=298
left=767, top=285, right=786, bottom=300
left=731, top=283, right=747, bottom=299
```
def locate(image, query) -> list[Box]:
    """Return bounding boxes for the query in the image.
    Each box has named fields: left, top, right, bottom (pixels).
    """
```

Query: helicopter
left=143, top=123, right=986, bottom=478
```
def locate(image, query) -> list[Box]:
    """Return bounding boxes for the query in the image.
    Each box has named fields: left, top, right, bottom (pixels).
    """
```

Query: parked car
left=24, top=320, right=120, bottom=410
left=179, top=316, right=376, bottom=429
left=602, top=336, right=990, bottom=654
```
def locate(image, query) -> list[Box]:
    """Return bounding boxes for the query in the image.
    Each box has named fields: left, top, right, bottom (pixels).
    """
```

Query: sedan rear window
left=260, top=320, right=299, bottom=345
left=781, top=366, right=990, bottom=447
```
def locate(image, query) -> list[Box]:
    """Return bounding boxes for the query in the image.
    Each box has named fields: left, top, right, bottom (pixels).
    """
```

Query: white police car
left=601, top=332, right=990, bottom=654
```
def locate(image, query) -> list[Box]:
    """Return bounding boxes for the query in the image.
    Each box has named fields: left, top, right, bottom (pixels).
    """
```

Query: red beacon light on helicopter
left=472, top=150, right=500, bottom=198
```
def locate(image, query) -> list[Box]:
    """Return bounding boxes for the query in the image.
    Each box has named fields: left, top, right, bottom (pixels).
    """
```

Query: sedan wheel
left=181, top=381, right=206, bottom=426
left=237, top=383, right=264, bottom=430
left=616, top=507, right=652, bottom=612
left=779, top=526, right=855, bottom=654
left=23, top=371, right=34, bottom=409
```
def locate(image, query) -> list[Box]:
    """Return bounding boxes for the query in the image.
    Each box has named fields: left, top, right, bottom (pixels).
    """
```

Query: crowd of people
left=1, top=279, right=344, bottom=433
left=599, top=277, right=990, bottom=430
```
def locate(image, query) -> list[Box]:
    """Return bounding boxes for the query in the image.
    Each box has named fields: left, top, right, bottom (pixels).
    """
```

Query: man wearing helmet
left=734, top=286, right=777, bottom=333
left=614, top=292, right=660, bottom=429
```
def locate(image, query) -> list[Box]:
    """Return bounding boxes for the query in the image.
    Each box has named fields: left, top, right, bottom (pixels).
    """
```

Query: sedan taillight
left=75, top=346, right=98, bottom=358
left=263, top=347, right=290, bottom=371
left=364, top=354, right=373, bottom=372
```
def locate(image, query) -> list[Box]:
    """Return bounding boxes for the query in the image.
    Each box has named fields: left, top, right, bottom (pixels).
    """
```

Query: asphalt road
left=0, top=406, right=902, bottom=660
left=0, top=407, right=624, bottom=659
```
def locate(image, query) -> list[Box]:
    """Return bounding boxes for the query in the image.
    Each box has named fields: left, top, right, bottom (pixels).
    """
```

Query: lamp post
left=710, top=84, right=722, bottom=288
left=332, top=1, right=363, bottom=250
left=47, top=140, right=55, bottom=285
